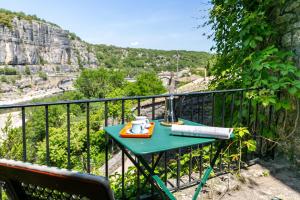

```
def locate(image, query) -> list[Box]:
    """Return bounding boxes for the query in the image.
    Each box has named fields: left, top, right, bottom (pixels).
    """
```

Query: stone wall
left=275, top=0, right=300, bottom=166
left=277, top=0, right=300, bottom=67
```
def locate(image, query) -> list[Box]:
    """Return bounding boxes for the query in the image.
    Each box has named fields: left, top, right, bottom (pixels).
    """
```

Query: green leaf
left=254, top=36, right=263, bottom=41
left=243, top=140, right=256, bottom=152
left=230, top=154, right=240, bottom=161
left=249, top=40, right=257, bottom=48
left=288, top=87, right=298, bottom=95
left=293, top=80, right=300, bottom=89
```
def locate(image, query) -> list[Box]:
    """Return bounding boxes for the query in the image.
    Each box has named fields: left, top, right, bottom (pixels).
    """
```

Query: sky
left=0, top=0, right=213, bottom=52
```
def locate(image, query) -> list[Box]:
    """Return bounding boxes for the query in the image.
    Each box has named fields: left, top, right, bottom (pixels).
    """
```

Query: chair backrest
left=0, top=159, right=114, bottom=200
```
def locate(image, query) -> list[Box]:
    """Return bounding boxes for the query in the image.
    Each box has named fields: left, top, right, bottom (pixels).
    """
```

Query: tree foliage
left=93, top=44, right=212, bottom=72
left=209, top=0, right=300, bottom=103
left=75, top=68, right=166, bottom=98
left=0, top=91, right=106, bottom=173
left=208, top=0, right=300, bottom=158
left=126, top=71, right=166, bottom=96
left=74, top=68, right=126, bottom=98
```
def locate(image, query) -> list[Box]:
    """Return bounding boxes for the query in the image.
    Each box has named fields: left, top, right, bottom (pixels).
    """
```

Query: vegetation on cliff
left=93, top=44, right=212, bottom=73
left=0, top=8, right=59, bottom=29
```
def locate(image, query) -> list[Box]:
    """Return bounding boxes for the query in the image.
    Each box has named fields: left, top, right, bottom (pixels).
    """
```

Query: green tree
left=126, top=71, right=166, bottom=96
left=75, top=68, right=125, bottom=98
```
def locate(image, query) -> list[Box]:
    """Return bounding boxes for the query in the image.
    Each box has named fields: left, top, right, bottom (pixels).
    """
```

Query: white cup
left=135, top=116, right=150, bottom=128
left=131, top=120, right=145, bottom=134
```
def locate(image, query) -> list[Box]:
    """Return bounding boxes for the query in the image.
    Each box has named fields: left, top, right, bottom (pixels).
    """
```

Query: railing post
left=268, top=105, right=275, bottom=159
left=137, top=98, right=141, bottom=116
left=176, top=148, right=181, bottom=190
left=121, top=100, right=125, bottom=124
left=189, top=146, right=192, bottom=182
left=230, top=93, right=235, bottom=127
left=86, top=102, right=91, bottom=173
left=201, top=95, right=204, bottom=124
left=238, top=91, right=244, bottom=125
left=190, top=97, right=194, bottom=121
left=164, top=151, right=167, bottom=185
left=199, top=144, right=203, bottom=179
left=211, top=94, right=215, bottom=126
left=105, top=101, right=109, bottom=179
left=45, top=105, right=50, bottom=166
left=151, top=154, right=154, bottom=195
left=21, top=107, right=26, bottom=162
left=122, top=150, right=125, bottom=199
left=220, top=94, right=226, bottom=172
left=136, top=158, right=140, bottom=199
left=222, top=94, right=226, bottom=127
left=254, top=102, right=259, bottom=139
left=152, top=98, right=155, bottom=120
left=197, top=96, right=201, bottom=123
left=67, top=104, right=71, bottom=169
left=247, top=99, right=252, bottom=127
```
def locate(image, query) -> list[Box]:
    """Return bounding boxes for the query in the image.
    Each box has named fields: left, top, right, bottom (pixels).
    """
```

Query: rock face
left=0, top=17, right=98, bottom=68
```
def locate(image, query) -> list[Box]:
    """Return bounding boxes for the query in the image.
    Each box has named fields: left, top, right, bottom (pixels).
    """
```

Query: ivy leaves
left=209, top=0, right=300, bottom=106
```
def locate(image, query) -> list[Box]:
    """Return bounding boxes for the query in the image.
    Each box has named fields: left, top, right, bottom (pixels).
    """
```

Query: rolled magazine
left=171, top=125, right=233, bottom=139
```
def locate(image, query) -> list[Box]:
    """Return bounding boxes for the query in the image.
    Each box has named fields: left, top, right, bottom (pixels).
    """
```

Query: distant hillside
left=93, top=44, right=212, bottom=72
left=0, top=9, right=212, bottom=73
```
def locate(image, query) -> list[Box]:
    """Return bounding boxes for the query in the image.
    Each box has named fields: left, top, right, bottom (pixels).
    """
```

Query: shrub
left=0, top=67, right=17, bottom=75
left=38, top=71, right=48, bottom=80
left=24, top=66, right=31, bottom=75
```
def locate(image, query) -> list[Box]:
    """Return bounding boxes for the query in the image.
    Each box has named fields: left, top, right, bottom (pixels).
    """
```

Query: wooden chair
left=0, top=159, right=114, bottom=200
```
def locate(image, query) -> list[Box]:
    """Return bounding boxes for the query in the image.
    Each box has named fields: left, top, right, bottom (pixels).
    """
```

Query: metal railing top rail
left=0, top=88, right=257, bottom=109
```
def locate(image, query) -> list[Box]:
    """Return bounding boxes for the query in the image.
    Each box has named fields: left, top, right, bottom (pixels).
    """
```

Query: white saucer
left=127, top=129, right=149, bottom=134
left=145, top=124, right=151, bottom=129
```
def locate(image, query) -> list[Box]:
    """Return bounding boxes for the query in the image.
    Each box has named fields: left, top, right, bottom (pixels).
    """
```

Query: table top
left=104, top=119, right=219, bottom=155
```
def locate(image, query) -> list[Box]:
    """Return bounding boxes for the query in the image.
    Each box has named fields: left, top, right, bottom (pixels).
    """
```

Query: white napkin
left=171, top=125, right=233, bottom=139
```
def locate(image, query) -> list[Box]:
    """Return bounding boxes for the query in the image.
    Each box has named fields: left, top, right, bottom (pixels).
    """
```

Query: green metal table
left=104, top=119, right=232, bottom=200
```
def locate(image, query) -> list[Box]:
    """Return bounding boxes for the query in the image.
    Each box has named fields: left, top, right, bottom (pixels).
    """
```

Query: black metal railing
left=0, top=88, right=276, bottom=199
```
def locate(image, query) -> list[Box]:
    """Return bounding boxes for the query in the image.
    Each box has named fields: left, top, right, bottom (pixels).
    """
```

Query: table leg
left=137, top=154, right=175, bottom=200
left=113, top=139, right=176, bottom=200
left=140, top=153, right=164, bottom=189
left=192, top=141, right=226, bottom=200
left=122, top=149, right=175, bottom=199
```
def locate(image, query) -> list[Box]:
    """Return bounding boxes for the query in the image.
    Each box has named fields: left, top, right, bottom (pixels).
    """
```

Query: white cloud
left=130, top=41, right=139, bottom=46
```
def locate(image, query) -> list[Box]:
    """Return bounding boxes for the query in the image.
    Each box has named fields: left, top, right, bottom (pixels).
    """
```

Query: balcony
left=0, top=88, right=298, bottom=200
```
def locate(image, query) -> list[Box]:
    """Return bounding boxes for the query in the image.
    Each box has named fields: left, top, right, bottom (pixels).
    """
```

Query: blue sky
left=0, top=0, right=213, bottom=52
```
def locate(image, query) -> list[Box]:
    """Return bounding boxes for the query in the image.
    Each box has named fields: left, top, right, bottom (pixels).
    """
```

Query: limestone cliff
left=0, top=17, right=98, bottom=68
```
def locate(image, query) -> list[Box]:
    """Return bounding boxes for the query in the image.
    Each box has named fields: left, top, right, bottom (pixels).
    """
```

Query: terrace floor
left=174, top=158, right=300, bottom=200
